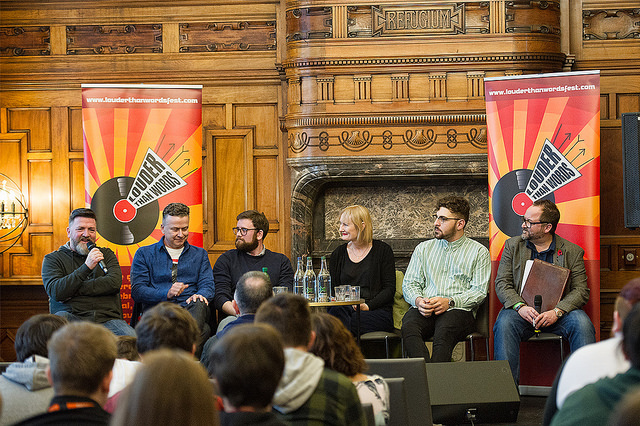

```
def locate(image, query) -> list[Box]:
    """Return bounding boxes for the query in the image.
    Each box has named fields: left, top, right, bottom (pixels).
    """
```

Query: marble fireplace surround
left=288, top=153, right=489, bottom=269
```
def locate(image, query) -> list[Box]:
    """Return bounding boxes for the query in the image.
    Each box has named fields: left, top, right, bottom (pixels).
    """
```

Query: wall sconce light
left=0, top=173, right=29, bottom=254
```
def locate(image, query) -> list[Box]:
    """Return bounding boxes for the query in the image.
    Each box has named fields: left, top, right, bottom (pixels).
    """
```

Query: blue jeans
left=54, top=311, right=136, bottom=337
left=493, top=308, right=595, bottom=383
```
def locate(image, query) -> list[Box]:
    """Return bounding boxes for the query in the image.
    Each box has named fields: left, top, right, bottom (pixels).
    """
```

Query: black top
left=15, top=395, right=110, bottom=426
left=329, top=240, right=395, bottom=311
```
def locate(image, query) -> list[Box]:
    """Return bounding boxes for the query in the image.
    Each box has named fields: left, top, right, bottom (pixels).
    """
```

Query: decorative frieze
left=179, top=22, right=276, bottom=52
left=0, top=26, right=50, bottom=57
left=287, top=7, right=332, bottom=41
left=505, top=1, right=561, bottom=34
left=66, top=24, right=162, bottom=55
left=288, top=124, right=487, bottom=155
left=583, top=9, right=640, bottom=40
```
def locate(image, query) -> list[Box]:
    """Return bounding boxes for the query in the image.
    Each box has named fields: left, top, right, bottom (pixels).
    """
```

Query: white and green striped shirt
left=402, top=235, right=490, bottom=312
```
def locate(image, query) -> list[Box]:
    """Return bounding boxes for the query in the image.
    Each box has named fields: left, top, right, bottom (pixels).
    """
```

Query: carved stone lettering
left=372, top=4, right=464, bottom=36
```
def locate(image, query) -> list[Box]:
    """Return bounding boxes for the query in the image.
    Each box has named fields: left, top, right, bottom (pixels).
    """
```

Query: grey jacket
left=0, top=356, right=53, bottom=425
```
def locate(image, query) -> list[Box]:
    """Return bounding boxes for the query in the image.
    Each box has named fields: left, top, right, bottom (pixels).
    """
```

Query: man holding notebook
left=493, top=199, right=595, bottom=383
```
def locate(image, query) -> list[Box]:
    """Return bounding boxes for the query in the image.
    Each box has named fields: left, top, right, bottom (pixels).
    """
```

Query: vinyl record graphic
left=492, top=169, right=555, bottom=237
left=91, top=176, right=159, bottom=245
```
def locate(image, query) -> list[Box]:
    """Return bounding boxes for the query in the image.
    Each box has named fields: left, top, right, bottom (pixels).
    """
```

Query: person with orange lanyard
left=15, top=322, right=116, bottom=426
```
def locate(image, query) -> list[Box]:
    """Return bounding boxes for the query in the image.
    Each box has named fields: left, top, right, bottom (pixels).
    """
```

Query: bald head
left=234, top=271, right=272, bottom=315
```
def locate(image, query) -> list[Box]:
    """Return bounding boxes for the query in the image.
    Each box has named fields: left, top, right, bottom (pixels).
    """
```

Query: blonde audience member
left=110, top=349, right=218, bottom=426
left=310, top=313, right=389, bottom=426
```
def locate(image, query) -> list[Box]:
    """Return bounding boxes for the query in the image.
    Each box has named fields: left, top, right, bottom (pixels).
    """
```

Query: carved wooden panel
left=288, top=121, right=487, bottom=157
left=583, top=9, right=640, bottom=41
left=617, top=94, right=640, bottom=119
left=7, top=108, right=51, bottom=152
left=0, top=26, right=50, bottom=57
left=66, top=24, right=162, bottom=55
left=287, top=7, right=332, bottom=41
left=505, top=1, right=561, bottom=35
left=179, top=22, right=276, bottom=52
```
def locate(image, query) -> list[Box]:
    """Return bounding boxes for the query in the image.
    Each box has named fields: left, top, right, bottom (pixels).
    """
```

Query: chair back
left=361, top=403, right=375, bottom=426
left=475, top=295, right=490, bottom=336
left=384, top=377, right=409, bottom=426
left=393, top=270, right=410, bottom=330
left=366, top=358, right=433, bottom=426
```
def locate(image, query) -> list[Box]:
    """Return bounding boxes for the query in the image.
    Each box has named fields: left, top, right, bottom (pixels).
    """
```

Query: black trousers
left=401, top=307, right=475, bottom=362
left=328, top=306, right=394, bottom=336
left=185, top=300, right=211, bottom=358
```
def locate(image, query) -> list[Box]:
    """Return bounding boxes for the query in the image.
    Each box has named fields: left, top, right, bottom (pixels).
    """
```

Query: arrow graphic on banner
left=111, top=148, right=187, bottom=225
left=524, top=139, right=582, bottom=202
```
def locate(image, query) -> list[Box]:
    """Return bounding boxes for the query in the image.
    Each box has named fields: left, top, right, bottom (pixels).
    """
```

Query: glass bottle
left=303, top=256, right=316, bottom=302
left=317, top=256, right=331, bottom=302
left=293, top=257, right=304, bottom=296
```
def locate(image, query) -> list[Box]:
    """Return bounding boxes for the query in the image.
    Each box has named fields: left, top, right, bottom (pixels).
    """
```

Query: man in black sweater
left=212, top=210, right=293, bottom=322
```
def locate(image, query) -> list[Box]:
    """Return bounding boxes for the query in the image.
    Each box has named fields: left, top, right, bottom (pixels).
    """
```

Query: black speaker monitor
left=622, top=112, right=640, bottom=229
left=425, top=360, right=520, bottom=425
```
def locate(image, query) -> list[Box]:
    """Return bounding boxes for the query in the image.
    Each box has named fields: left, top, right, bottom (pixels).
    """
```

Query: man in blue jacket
left=131, top=202, right=214, bottom=356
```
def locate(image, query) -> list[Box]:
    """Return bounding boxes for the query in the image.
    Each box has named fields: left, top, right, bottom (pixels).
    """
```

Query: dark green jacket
left=41, top=244, right=124, bottom=323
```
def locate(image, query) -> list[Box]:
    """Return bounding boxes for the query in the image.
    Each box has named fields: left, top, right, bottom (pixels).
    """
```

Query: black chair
left=366, top=358, right=433, bottom=426
left=129, top=300, right=144, bottom=327
left=422, top=295, right=490, bottom=361
left=384, top=377, right=409, bottom=426
left=361, top=403, right=375, bottom=426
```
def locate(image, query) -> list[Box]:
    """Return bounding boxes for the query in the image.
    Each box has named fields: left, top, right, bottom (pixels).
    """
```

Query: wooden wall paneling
left=205, top=127, right=255, bottom=261
left=0, top=25, right=50, bottom=57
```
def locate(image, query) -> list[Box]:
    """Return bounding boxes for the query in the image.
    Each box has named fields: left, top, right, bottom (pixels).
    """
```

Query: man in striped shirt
left=401, top=196, right=490, bottom=362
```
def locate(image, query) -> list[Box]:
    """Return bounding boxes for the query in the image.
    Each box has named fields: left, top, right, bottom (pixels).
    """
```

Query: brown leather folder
left=520, top=258, right=570, bottom=312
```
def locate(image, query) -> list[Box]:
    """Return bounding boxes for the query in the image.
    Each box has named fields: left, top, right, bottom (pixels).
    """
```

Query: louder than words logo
left=91, top=149, right=187, bottom=245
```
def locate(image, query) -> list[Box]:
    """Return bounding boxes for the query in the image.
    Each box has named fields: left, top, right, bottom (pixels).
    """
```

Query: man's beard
left=235, top=234, right=259, bottom=252
left=71, top=237, right=92, bottom=255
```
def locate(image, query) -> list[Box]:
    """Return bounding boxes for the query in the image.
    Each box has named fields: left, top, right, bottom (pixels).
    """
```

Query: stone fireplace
left=288, top=153, right=489, bottom=270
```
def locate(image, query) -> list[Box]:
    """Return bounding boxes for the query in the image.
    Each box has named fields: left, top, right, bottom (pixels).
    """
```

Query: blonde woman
left=329, top=205, right=395, bottom=334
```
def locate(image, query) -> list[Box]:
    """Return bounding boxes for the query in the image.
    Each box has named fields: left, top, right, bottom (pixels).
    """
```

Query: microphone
left=534, top=295, right=542, bottom=332
left=87, top=242, right=108, bottom=274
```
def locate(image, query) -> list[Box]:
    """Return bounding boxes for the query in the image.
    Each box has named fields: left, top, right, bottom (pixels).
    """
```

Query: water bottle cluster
left=293, top=255, right=332, bottom=302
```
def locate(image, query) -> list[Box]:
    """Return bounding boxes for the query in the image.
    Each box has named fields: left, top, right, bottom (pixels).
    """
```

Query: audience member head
left=607, top=387, right=640, bottom=426
left=255, top=293, right=312, bottom=348
left=208, top=324, right=284, bottom=411
left=111, top=349, right=218, bottom=426
left=531, top=199, right=560, bottom=234
left=116, top=335, right=140, bottom=361
left=339, top=205, right=373, bottom=245
left=233, top=271, right=272, bottom=315
left=14, top=314, right=67, bottom=362
left=614, top=278, right=640, bottom=333
left=622, top=304, right=640, bottom=369
left=135, top=302, right=199, bottom=356
left=47, top=322, right=117, bottom=401
left=310, top=313, right=367, bottom=378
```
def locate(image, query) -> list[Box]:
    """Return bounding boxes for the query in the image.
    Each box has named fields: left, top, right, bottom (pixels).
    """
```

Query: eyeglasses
left=433, top=215, right=462, bottom=223
left=232, top=227, right=258, bottom=236
left=521, top=216, right=547, bottom=228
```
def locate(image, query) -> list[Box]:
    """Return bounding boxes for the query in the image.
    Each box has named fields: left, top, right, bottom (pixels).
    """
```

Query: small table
left=309, top=299, right=365, bottom=344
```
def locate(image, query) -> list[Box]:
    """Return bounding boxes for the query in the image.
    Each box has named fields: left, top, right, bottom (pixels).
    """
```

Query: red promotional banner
left=485, top=70, right=600, bottom=338
left=82, top=84, right=203, bottom=321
